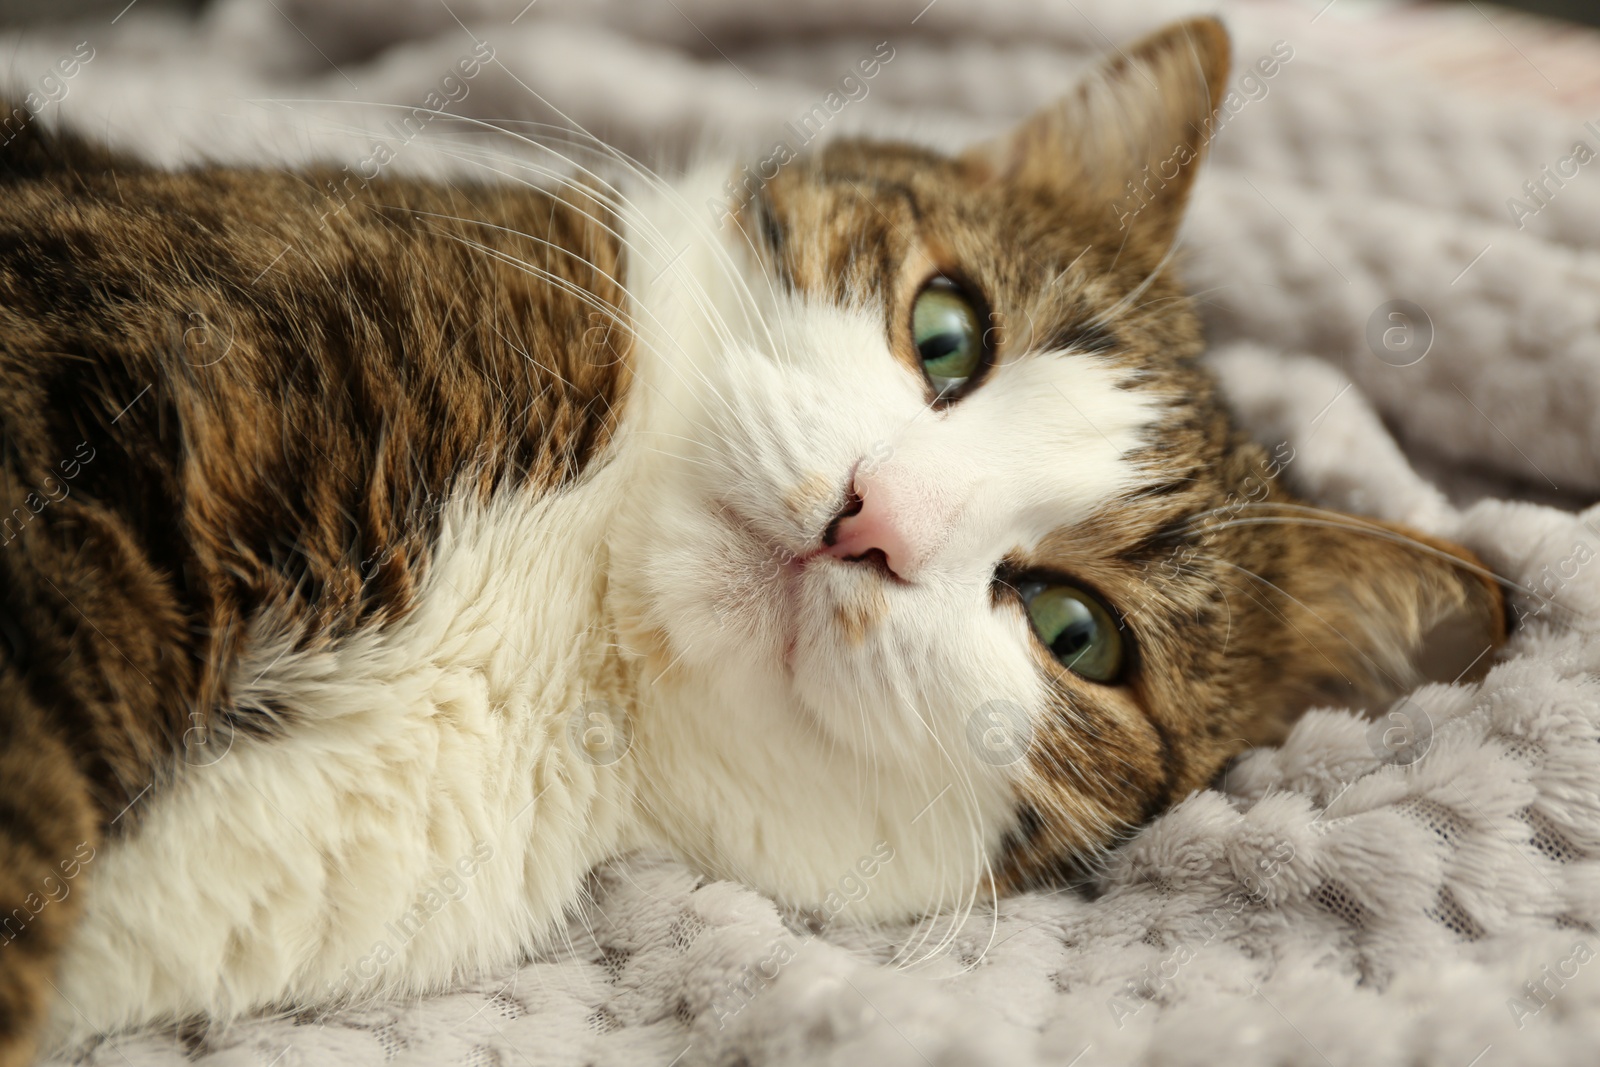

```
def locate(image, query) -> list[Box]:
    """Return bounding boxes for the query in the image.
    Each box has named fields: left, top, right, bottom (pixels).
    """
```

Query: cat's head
left=611, top=18, right=1505, bottom=917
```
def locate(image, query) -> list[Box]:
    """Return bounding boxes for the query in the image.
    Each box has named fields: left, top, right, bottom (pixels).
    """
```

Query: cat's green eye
left=911, top=279, right=984, bottom=395
left=1019, top=581, right=1125, bottom=683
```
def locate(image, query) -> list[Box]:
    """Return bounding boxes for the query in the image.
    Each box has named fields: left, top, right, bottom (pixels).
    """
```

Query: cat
left=0, top=16, right=1505, bottom=1064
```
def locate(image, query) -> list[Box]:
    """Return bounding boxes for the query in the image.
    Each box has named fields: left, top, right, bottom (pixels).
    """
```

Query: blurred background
left=0, top=0, right=1595, bottom=27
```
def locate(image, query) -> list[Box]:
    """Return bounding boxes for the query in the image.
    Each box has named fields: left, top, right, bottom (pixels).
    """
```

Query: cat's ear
left=1265, top=515, right=1508, bottom=711
left=961, top=16, right=1230, bottom=251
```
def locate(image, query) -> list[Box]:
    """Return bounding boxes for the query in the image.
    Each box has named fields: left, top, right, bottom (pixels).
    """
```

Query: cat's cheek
left=787, top=571, right=1038, bottom=763
left=629, top=499, right=796, bottom=681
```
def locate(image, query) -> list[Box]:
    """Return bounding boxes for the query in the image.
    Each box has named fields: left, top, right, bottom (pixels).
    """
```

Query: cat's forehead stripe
left=755, top=164, right=1163, bottom=395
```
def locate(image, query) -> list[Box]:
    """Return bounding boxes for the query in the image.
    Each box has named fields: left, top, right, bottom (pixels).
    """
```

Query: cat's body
left=0, top=19, right=1505, bottom=1064
left=0, top=150, right=643, bottom=1040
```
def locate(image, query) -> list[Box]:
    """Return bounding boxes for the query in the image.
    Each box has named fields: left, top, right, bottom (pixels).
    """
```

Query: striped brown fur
left=0, top=114, right=629, bottom=1063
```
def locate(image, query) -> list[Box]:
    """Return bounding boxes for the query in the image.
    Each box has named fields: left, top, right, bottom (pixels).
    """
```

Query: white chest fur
left=47, top=463, right=644, bottom=1046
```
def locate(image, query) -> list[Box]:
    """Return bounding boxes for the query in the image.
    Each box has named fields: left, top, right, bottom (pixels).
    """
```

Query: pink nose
left=826, top=470, right=918, bottom=580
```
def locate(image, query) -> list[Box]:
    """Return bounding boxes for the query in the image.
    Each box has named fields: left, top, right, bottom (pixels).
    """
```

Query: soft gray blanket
left=17, top=0, right=1600, bottom=1063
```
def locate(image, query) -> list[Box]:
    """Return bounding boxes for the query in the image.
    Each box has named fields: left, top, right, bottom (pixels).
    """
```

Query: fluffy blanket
left=16, top=0, right=1600, bottom=1063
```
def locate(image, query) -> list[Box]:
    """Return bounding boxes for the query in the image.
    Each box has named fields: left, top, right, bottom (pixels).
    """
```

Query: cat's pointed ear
left=1268, top=515, right=1508, bottom=712
left=961, top=16, right=1230, bottom=251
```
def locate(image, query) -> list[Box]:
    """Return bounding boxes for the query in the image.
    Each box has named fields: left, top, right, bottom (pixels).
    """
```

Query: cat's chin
left=707, top=506, right=892, bottom=677
left=774, top=551, right=852, bottom=667
left=673, top=506, right=898, bottom=718
left=703, top=501, right=822, bottom=663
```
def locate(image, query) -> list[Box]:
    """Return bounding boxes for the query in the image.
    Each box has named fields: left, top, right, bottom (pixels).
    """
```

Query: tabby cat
left=0, top=17, right=1503, bottom=1064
